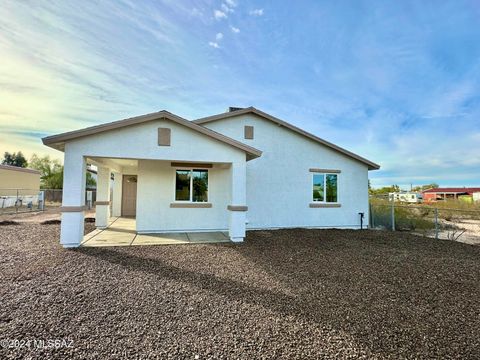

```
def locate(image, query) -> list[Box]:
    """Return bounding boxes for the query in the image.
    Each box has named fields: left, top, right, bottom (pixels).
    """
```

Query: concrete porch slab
left=82, top=217, right=231, bottom=247
left=133, top=233, right=189, bottom=245
left=187, top=232, right=229, bottom=242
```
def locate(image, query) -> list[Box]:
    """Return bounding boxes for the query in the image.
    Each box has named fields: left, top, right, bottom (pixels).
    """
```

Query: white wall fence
left=0, top=189, right=98, bottom=215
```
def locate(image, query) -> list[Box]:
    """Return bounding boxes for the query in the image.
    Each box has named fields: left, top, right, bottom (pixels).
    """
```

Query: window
left=312, top=173, right=338, bottom=203
left=175, top=169, right=208, bottom=202
left=312, top=174, right=324, bottom=202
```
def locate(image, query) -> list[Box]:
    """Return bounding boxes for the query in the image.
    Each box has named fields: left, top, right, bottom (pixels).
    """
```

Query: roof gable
left=42, top=111, right=262, bottom=160
left=0, top=164, right=40, bottom=175
left=194, top=107, right=380, bottom=170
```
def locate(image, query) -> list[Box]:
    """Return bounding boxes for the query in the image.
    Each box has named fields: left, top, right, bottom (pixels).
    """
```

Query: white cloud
left=225, top=0, right=237, bottom=7
left=190, top=8, right=204, bottom=18
left=221, top=4, right=234, bottom=13
left=216, top=32, right=223, bottom=40
left=214, top=10, right=227, bottom=19
left=249, top=9, right=264, bottom=16
left=208, top=41, right=220, bottom=48
left=230, top=26, right=240, bottom=33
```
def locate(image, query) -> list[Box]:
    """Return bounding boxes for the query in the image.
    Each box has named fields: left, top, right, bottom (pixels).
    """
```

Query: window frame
left=311, top=172, right=339, bottom=204
left=174, top=167, right=209, bottom=203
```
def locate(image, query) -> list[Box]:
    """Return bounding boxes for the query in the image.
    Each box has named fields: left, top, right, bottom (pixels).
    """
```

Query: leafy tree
left=412, top=183, right=439, bottom=192
left=29, top=154, right=97, bottom=189
left=29, top=154, right=63, bottom=189
left=2, top=151, right=28, bottom=168
left=86, top=172, right=97, bottom=188
left=370, top=185, right=401, bottom=195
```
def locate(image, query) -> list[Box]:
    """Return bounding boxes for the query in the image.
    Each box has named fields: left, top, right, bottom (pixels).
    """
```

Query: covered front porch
left=43, top=110, right=261, bottom=248
left=82, top=217, right=230, bottom=246
left=72, top=154, right=248, bottom=248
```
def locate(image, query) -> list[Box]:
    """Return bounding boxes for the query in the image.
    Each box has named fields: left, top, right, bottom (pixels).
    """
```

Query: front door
left=122, top=175, right=137, bottom=217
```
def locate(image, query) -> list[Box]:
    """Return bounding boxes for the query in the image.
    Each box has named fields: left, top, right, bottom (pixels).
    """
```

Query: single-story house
left=423, top=187, right=480, bottom=202
left=42, top=107, right=380, bottom=247
left=0, top=164, right=40, bottom=196
left=0, top=164, right=41, bottom=210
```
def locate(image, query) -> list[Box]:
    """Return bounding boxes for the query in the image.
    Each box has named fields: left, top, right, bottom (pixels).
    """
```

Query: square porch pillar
left=60, top=150, right=86, bottom=248
left=228, top=161, right=247, bottom=242
left=95, top=166, right=111, bottom=228
left=111, top=171, right=123, bottom=217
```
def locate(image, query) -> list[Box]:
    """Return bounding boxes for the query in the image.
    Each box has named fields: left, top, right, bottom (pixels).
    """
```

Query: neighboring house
left=388, top=192, right=423, bottom=203
left=42, top=107, right=380, bottom=248
left=0, top=164, right=41, bottom=209
left=0, top=164, right=40, bottom=195
left=423, top=187, right=480, bottom=202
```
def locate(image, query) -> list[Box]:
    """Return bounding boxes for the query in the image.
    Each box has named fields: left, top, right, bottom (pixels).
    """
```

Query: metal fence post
left=39, top=190, right=45, bottom=211
left=370, top=203, right=375, bottom=229
left=391, top=200, right=395, bottom=231
left=434, top=208, right=439, bottom=239
left=16, top=189, right=19, bottom=213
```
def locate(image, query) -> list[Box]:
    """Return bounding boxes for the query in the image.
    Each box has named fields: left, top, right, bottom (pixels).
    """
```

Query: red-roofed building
left=422, top=187, right=480, bottom=202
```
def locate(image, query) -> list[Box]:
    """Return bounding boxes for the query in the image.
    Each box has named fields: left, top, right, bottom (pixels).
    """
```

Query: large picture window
left=175, top=169, right=208, bottom=202
left=312, top=173, right=338, bottom=203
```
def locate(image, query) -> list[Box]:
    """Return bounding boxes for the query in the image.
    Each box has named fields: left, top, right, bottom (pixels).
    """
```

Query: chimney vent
left=228, top=107, right=244, bottom=112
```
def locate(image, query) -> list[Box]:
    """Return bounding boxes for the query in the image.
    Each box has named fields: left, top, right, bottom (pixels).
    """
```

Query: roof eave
left=41, top=111, right=262, bottom=159
left=195, top=107, right=380, bottom=171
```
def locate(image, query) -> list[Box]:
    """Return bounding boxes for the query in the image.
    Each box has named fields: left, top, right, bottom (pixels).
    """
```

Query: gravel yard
left=0, top=224, right=479, bottom=359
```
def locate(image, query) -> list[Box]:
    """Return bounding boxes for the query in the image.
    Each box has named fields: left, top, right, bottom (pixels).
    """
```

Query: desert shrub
left=371, top=203, right=435, bottom=232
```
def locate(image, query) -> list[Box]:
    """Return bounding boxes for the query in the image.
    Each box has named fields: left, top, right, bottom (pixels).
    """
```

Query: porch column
left=111, top=171, right=123, bottom=217
left=95, top=166, right=111, bottom=228
left=228, top=161, right=247, bottom=242
left=60, top=149, right=86, bottom=248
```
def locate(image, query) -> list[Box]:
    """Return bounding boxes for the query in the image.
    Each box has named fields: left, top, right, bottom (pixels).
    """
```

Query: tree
left=29, top=154, right=63, bottom=189
left=29, top=154, right=97, bottom=189
left=412, top=183, right=439, bottom=192
left=369, top=185, right=401, bottom=195
left=2, top=151, right=28, bottom=167
left=86, top=172, right=97, bottom=188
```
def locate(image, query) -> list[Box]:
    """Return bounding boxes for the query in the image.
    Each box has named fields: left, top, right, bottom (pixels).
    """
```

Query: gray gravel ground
left=0, top=224, right=479, bottom=359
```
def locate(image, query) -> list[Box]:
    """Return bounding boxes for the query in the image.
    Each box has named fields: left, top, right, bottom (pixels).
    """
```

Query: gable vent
left=158, top=128, right=171, bottom=146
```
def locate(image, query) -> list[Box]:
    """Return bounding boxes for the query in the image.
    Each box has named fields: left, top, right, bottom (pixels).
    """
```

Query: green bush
left=371, top=202, right=435, bottom=232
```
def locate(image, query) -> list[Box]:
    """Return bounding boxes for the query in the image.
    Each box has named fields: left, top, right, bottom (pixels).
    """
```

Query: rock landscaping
left=0, top=224, right=479, bottom=359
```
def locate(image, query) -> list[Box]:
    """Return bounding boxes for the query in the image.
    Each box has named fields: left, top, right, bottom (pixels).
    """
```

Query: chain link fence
left=370, top=201, right=480, bottom=244
left=0, top=189, right=97, bottom=215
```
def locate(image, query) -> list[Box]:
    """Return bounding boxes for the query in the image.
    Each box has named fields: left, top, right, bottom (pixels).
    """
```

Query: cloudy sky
left=1, top=0, right=479, bottom=188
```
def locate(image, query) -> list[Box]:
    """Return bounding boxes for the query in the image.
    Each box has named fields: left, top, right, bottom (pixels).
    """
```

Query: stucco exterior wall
left=136, top=160, right=231, bottom=232
left=60, top=113, right=372, bottom=232
left=202, top=114, right=370, bottom=229
left=0, top=166, right=41, bottom=195
left=63, top=119, right=245, bottom=233
left=65, top=119, right=246, bottom=164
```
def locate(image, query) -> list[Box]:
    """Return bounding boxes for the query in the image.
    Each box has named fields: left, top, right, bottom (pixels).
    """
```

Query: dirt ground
left=0, top=223, right=479, bottom=359
left=0, top=206, right=95, bottom=223
left=438, top=219, right=480, bottom=245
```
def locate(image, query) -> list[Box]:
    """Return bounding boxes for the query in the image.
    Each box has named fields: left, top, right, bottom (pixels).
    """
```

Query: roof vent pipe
left=228, top=107, right=244, bottom=112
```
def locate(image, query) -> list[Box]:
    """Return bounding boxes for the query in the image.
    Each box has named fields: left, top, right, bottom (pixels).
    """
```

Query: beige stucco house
left=0, top=164, right=41, bottom=196
left=42, top=107, right=379, bottom=248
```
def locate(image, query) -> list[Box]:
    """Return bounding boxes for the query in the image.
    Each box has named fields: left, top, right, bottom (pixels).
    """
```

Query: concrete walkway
left=81, top=217, right=230, bottom=247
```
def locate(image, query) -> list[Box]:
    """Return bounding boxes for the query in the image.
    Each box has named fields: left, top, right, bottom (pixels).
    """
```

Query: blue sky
left=0, top=0, right=479, bottom=188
